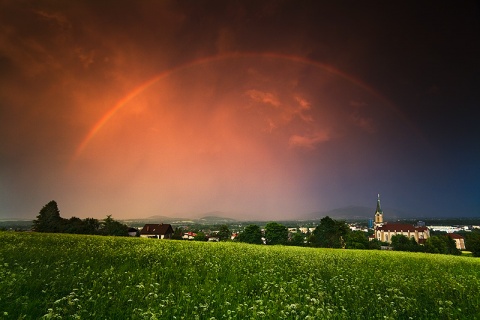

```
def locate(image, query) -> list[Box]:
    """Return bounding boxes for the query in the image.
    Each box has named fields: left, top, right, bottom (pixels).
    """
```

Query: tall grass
left=0, top=231, right=479, bottom=319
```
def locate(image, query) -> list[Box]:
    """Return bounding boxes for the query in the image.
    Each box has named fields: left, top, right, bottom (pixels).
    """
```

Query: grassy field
left=1, top=232, right=479, bottom=319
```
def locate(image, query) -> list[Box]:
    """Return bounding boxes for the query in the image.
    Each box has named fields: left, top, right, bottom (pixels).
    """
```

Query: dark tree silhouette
left=32, top=200, right=65, bottom=233
left=391, top=234, right=420, bottom=252
left=216, top=225, right=231, bottom=241
left=345, top=230, right=369, bottom=249
left=465, top=231, right=480, bottom=257
left=264, top=222, right=288, bottom=245
left=237, top=224, right=263, bottom=244
left=288, top=231, right=305, bottom=246
left=99, top=215, right=129, bottom=236
left=32, top=201, right=127, bottom=236
left=311, top=216, right=349, bottom=248
left=172, top=227, right=184, bottom=240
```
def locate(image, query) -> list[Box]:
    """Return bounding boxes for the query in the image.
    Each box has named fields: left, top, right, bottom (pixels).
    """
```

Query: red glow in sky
left=1, top=1, right=478, bottom=219
left=66, top=55, right=416, bottom=219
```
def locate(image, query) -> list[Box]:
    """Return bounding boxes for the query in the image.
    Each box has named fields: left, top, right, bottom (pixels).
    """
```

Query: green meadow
left=1, top=232, right=479, bottom=319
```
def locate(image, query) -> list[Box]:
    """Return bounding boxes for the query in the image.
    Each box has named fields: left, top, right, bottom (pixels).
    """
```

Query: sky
left=1, top=1, right=479, bottom=220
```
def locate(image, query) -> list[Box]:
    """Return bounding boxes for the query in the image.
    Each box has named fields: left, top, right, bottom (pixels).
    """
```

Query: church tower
left=374, top=194, right=384, bottom=227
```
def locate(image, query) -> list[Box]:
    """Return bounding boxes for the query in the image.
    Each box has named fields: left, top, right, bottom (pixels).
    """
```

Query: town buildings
left=372, top=194, right=430, bottom=244
left=446, top=233, right=466, bottom=250
left=139, top=223, right=174, bottom=239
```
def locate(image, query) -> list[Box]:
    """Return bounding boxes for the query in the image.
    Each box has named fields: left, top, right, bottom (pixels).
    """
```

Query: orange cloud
left=34, top=10, right=71, bottom=30
left=289, top=131, right=330, bottom=149
left=245, top=89, right=281, bottom=107
left=244, top=88, right=315, bottom=134
left=293, top=95, right=314, bottom=123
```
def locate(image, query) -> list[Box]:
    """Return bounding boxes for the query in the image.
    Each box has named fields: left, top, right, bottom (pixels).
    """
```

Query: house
left=128, top=227, right=138, bottom=237
left=208, top=236, right=219, bottom=242
left=372, top=194, right=430, bottom=244
left=140, top=223, right=174, bottom=239
left=446, top=233, right=466, bottom=250
left=183, top=231, right=196, bottom=240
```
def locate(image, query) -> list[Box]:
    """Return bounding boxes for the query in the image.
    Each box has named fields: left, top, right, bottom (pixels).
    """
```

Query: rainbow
left=72, top=52, right=416, bottom=162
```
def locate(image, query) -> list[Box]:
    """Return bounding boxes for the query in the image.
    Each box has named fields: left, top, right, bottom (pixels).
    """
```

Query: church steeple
left=374, top=194, right=383, bottom=226
left=376, top=194, right=382, bottom=214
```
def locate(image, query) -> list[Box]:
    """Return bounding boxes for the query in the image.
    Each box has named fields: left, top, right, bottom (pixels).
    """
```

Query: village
left=3, top=196, right=479, bottom=255
left=134, top=195, right=479, bottom=253
left=135, top=218, right=477, bottom=251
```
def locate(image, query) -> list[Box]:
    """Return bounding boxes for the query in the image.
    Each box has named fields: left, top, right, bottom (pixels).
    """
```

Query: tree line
left=235, top=216, right=480, bottom=256
left=235, top=217, right=381, bottom=249
left=31, top=201, right=480, bottom=256
left=32, top=200, right=129, bottom=236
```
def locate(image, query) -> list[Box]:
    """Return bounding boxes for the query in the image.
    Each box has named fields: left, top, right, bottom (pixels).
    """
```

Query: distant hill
left=198, top=215, right=237, bottom=223
left=306, top=206, right=372, bottom=220
left=133, top=207, right=421, bottom=225
left=136, top=212, right=238, bottom=225
left=141, top=215, right=194, bottom=223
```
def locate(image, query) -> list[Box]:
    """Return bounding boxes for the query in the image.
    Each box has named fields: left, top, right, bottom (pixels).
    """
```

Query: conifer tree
left=32, top=200, right=64, bottom=232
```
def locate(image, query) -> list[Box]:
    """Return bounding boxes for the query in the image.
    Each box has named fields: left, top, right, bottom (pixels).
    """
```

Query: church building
left=372, top=194, right=429, bottom=244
